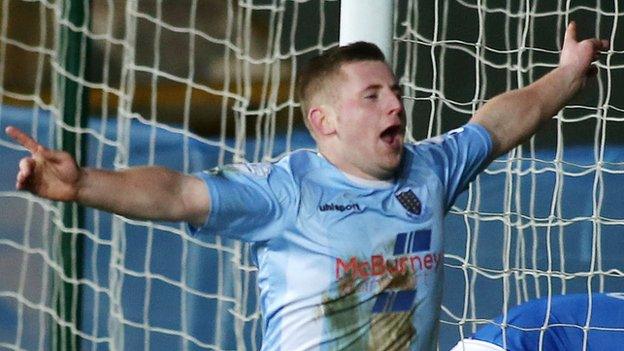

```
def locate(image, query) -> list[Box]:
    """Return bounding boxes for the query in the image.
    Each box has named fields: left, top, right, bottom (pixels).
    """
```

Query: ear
left=308, top=106, right=336, bottom=136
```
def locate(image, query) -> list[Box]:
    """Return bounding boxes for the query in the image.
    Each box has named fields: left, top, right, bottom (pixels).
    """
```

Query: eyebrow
left=362, top=83, right=401, bottom=93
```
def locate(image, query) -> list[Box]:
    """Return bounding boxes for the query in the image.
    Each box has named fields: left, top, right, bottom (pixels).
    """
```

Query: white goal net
left=0, top=0, right=622, bottom=350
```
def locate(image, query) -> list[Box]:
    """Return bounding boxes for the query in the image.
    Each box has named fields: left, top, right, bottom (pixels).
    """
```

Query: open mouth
left=380, top=125, right=403, bottom=146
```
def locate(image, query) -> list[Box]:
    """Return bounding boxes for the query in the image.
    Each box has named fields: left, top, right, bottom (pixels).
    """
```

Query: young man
left=450, top=293, right=624, bottom=351
left=6, top=22, right=607, bottom=350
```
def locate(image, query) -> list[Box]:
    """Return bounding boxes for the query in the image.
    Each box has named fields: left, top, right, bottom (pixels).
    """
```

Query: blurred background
left=0, top=0, right=623, bottom=350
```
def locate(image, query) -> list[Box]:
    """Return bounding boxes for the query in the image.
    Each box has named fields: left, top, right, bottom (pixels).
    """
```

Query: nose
left=388, top=90, right=403, bottom=116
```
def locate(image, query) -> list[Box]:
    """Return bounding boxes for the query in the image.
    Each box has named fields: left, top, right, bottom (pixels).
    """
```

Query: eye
left=364, top=93, right=378, bottom=100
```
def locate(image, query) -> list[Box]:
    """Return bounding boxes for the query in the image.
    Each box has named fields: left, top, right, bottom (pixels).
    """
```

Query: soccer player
left=6, top=22, right=608, bottom=350
left=450, top=293, right=624, bottom=351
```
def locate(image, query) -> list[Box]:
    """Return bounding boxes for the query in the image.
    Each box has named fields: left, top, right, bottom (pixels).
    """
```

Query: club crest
left=395, top=189, right=421, bottom=215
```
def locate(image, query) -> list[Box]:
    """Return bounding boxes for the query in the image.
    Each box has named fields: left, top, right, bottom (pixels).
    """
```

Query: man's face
left=328, top=60, right=405, bottom=180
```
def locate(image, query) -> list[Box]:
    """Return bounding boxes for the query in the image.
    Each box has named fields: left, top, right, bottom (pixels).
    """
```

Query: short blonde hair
left=296, top=42, right=386, bottom=131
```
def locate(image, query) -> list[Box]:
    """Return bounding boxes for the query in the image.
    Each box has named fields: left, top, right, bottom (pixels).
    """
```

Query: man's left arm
left=470, top=22, right=609, bottom=159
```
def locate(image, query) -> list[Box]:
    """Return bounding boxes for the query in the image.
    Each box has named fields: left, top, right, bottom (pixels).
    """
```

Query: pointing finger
left=5, top=126, right=43, bottom=154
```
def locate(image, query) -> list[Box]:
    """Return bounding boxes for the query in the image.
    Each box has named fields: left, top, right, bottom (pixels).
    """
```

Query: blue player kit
left=190, top=123, right=492, bottom=350
left=465, top=293, right=624, bottom=351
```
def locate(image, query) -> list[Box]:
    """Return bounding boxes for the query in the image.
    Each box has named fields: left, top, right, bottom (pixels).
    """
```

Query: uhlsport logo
left=319, top=203, right=362, bottom=212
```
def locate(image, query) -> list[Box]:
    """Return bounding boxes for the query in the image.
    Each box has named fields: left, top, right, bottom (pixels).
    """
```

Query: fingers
left=565, top=21, right=610, bottom=52
left=564, top=21, right=610, bottom=51
left=5, top=126, right=44, bottom=154
left=37, top=146, right=63, bottom=162
left=5, top=126, right=69, bottom=163
left=590, top=39, right=603, bottom=61
left=16, top=157, right=36, bottom=190
left=588, top=38, right=608, bottom=51
left=588, top=38, right=610, bottom=62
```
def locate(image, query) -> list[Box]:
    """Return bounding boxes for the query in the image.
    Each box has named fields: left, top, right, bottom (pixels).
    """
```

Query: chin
left=379, top=158, right=403, bottom=178
left=389, top=147, right=404, bottom=165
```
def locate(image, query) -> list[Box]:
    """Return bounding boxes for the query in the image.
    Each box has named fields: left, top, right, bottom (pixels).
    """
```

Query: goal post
left=0, top=1, right=623, bottom=351
left=340, top=0, right=394, bottom=62
left=56, top=0, right=90, bottom=350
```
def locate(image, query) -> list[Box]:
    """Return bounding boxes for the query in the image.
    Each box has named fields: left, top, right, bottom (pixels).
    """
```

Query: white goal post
left=0, top=1, right=623, bottom=350
left=340, top=0, right=394, bottom=60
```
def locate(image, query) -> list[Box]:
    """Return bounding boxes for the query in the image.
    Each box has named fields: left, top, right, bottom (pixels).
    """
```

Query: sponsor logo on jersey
left=335, top=230, right=438, bottom=280
left=319, top=203, right=362, bottom=212
left=333, top=230, right=437, bottom=317
left=393, top=230, right=431, bottom=255
left=372, top=290, right=417, bottom=313
left=395, top=189, right=421, bottom=215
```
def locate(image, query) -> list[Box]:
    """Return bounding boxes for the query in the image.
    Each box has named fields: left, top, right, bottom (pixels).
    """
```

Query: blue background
left=1, top=105, right=623, bottom=350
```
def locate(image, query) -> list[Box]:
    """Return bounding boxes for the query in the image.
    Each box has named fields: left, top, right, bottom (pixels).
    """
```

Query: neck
left=318, top=147, right=396, bottom=181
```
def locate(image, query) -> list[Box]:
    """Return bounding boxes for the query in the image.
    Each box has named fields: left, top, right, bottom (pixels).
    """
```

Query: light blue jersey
left=463, top=293, right=624, bottom=351
left=191, top=123, right=492, bottom=350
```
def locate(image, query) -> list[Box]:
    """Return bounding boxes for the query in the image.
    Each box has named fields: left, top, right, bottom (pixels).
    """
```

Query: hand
left=6, top=126, right=82, bottom=202
left=559, top=21, right=610, bottom=87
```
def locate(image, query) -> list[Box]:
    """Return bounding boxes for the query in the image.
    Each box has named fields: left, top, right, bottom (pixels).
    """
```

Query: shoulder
left=407, top=124, right=491, bottom=151
left=403, top=124, right=493, bottom=168
left=278, top=149, right=324, bottom=172
left=205, top=149, right=322, bottom=180
left=261, top=149, right=328, bottom=198
left=269, top=149, right=326, bottom=183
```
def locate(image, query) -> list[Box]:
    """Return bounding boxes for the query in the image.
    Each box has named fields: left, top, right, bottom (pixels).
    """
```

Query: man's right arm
left=6, top=126, right=210, bottom=228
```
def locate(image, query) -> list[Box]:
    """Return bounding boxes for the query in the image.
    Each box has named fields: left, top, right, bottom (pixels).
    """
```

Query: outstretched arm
left=470, top=22, right=609, bottom=158
left=6, top=126, right=210, bottom=227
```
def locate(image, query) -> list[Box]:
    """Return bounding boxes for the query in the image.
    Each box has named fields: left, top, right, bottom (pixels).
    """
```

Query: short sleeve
left=188, top=162, right=295, bottom=242
left=417, top=123, right=493, bottom=209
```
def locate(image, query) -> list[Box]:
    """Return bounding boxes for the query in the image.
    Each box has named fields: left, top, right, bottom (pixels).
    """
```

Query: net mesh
left=0, top=0, right=623, bottom=350
left=393, top=1, right=624, bottom=348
